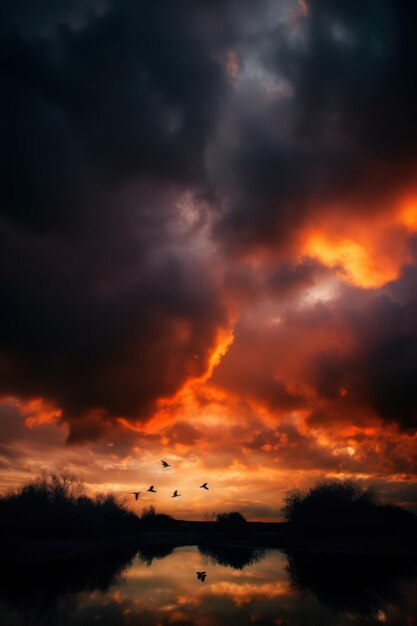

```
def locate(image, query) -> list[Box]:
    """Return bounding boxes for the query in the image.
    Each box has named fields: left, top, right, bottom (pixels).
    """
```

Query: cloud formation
left=1, top=0, right=417, bottom=513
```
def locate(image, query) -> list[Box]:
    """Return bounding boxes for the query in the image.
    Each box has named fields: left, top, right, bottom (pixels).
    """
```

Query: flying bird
left=200, top=573, right=207, bottom=582
left=172, top=490, right=181, bottom=497
left=132, top=492, right=141, bottom=500
left=161, top=460, right=170, bottom=468
left=200, top=483, right=209, bottom=490
left=196, top=571, right=206, bottom=580
left=147, top=485, right=157, bottom=493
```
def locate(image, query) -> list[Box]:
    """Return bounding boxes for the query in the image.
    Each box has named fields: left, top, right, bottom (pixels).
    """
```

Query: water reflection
left=198, top=544, right=266, bottom=569
left=1, top=544, right=416, bottom=625
left=287, top=550, right=417, bottom=620
left=0, top=544, right=137, bottom=626
left=137, top=543, right=175, bottom=566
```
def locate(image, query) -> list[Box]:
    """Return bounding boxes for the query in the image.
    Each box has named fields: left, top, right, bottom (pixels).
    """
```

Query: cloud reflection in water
left=1, top=545, right=416, bottom=625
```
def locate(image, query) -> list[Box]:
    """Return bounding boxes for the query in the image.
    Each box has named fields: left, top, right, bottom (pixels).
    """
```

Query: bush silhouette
left=282, top=479, right=416, bottom=541
left=216, top=511, right=251, bottom=538
left=216, top=512, right=247, bottom=525
left=139, top=505, right=175, bottom=529
left=0, top=472, right=140, bottom=539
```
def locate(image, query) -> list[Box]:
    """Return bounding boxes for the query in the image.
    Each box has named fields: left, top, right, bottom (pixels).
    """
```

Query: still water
left=1, top=544, right=416, bottom=625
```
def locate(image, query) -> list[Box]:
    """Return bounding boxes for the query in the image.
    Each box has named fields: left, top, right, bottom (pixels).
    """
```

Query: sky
left=1, top=0, right=417, bottom=520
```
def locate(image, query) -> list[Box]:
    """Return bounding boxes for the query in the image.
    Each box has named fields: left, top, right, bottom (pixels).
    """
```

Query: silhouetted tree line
left=283, top=479, right=417, bottom=542
left=0, top=473, right=175, bottom=540
left=0, top=473, right=256, bottom=541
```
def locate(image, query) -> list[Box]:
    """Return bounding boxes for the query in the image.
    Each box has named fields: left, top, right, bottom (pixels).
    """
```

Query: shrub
left=216, top=511, right=250, bottom=538
left=216, top=512, right=247, bottom=526
left=139, top=505, right=175, bottom=529
left=282, top=479, right=416, bottom=540
left=0, top=472, right=140, bottom=539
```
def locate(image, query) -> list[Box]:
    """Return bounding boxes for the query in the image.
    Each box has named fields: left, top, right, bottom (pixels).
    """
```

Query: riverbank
left=3, top=520, right=417, bottom=562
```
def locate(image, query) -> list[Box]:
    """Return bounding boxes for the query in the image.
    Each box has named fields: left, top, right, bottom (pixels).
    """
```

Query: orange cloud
left=303, top=233, right=398, bottom=288
left=2, top=396, right=62, bottom=429
left=398, top=196, right=417, bottom=231
left=208, top=581, right=291, bottom=605
left=298, top=197, right=417, bottom=288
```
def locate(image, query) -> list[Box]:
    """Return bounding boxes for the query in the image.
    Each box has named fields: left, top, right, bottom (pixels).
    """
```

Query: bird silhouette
left=200, top=573, right=207, bottom=582
left=196, top=571, right=206, bottom=580
left=161, top=460, right=170, bottom=468
left=172, top=490, right=181, bottom=497
left=147, top=485, right=157, bottom=493
left=200, top=483, right=209, bottom=490
left=132, top=492, right=141, bottom=500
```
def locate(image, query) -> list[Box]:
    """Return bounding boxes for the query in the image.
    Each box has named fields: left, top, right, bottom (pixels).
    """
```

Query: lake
left=1, top=544, right=416, bottom=625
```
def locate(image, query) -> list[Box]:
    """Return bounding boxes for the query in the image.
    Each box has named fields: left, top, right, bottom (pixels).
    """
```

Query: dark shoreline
left=4, top=520, right=417, bottom=562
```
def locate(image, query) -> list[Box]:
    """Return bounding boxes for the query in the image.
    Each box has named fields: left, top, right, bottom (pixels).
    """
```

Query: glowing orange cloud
left=208, top=581, right=291, bottom=605
left=2, top=396, right=62, bottom=429
left=303, top=233, right=399, bottom=288
left=399, top=197, right=417, bottom=231
left=116, top=327, right=234, bottom=437
left=299, top=198, right=417, bottom=288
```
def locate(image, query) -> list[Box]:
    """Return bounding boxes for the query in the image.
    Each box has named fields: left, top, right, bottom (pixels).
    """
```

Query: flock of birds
left=132, top=460, right=211, bottom=582
left=132, top=460, right=209, bottom=501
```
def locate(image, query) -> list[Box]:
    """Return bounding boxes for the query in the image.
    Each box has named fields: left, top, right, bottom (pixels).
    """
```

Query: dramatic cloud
left=1, top=0, right=417, bottom=516
left=0, top=0, right=234, bottom=440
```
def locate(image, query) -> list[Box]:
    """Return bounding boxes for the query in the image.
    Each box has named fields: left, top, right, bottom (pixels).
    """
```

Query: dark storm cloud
left=266, top=260, right=329, bottom=296
left=209, top=0, right=417, bottom=434
left=213, top=0, right=417, bottom=252
left=0, top=0, right=237, bottom=440
left=0, top=190, right=228, bottom=441
left=215, top=260, right=417, bottom=433
left=304, top=278, right=417, bottom=431
left=350, top=295, right=417, bottom=432
left=1, top=0, right=232, bottom=231
left=0, top=0, right=104, bottom=38
left=222, top=259, right=330, bottom=309
left=3, top=0, right=417, bottom=445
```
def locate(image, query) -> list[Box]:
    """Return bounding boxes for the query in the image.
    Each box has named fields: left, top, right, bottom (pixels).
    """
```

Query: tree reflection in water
left=198, top=544, right=266, bottom=569
left=285, top=550, right=417, bottom=619
left=0, top=545, right=137, bottom=626
left=137, top=543, right=175, bottom=566
left=1, top=545, right=417, bottom=626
